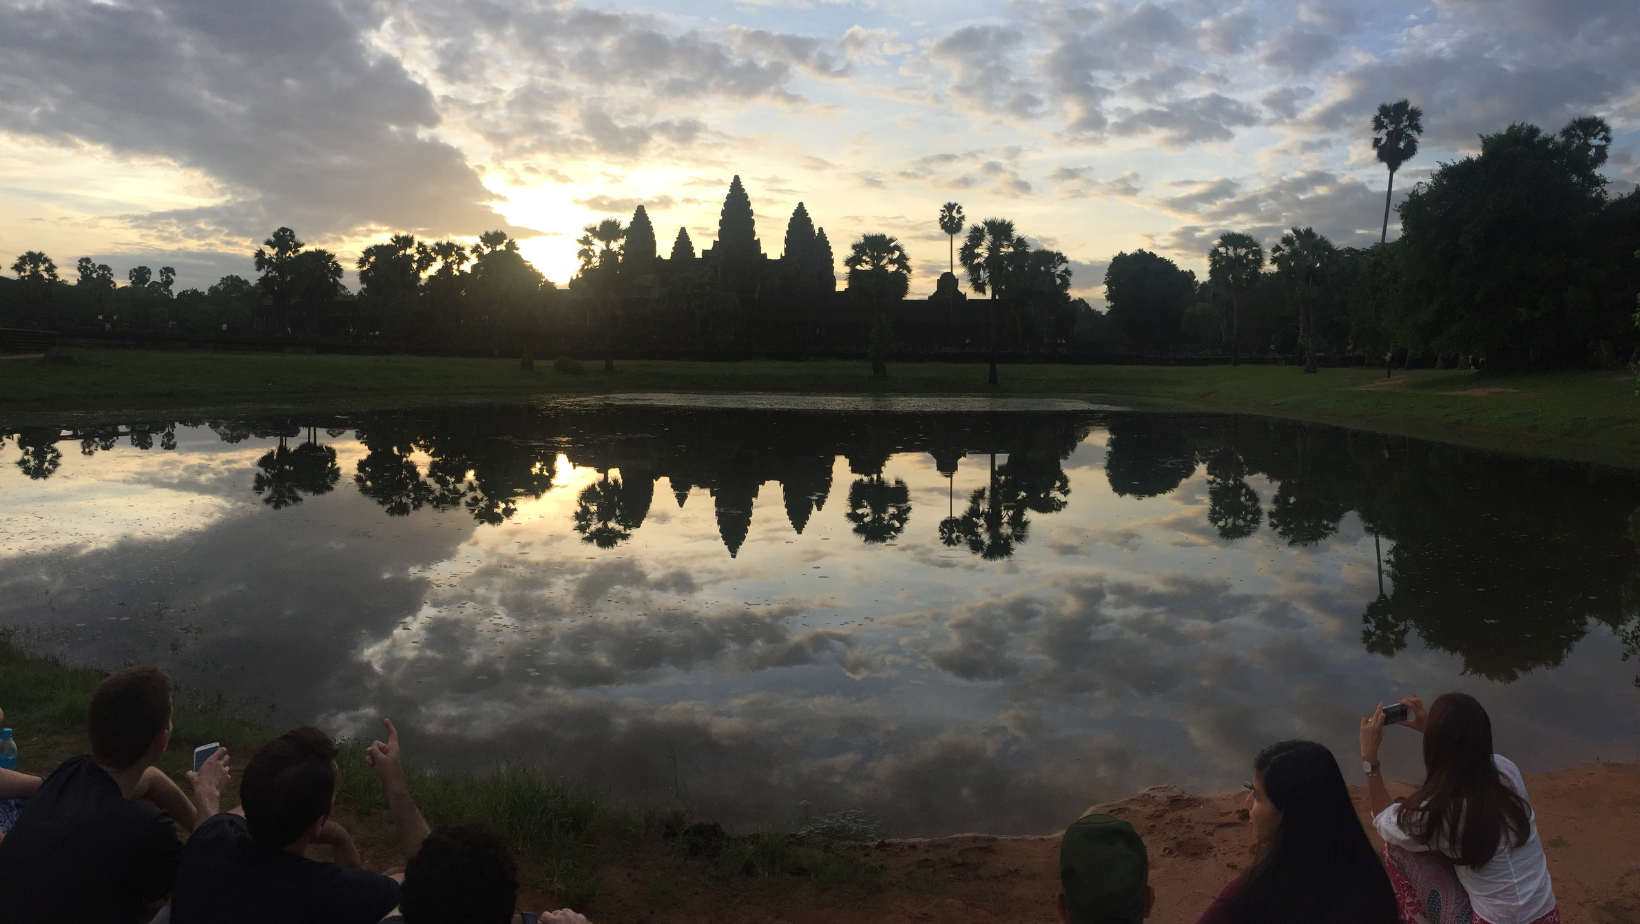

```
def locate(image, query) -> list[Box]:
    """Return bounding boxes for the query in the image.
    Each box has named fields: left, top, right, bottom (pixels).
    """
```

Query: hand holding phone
left=1382, top=703, right=1411, bottom=725
left=193, top=743, right=221, bottom=773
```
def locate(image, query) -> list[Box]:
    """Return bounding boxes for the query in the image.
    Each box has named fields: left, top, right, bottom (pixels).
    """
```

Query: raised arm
left=183, top=746, right=232, bottom=822
left=1360, top=704, right=1393, bottom=816
left=366, top=718, right=431, bottom=860
left=135, top=765, right=199, bottom=831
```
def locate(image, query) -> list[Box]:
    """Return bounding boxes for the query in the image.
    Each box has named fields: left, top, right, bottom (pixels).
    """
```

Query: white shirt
left=1374, top=755, right=1556, bottom=924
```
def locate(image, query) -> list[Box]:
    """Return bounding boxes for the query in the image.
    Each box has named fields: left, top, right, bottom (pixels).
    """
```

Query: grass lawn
left=2, top=349, right=1638, bottom=466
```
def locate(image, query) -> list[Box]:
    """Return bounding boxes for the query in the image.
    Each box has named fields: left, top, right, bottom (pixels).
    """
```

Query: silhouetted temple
left=562, top=175, right=1069, bottom=355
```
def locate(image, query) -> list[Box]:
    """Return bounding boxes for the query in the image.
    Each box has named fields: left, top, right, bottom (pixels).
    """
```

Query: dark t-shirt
left=171, top=814, right=400, bottom=924
left=0, top=754, right=183, bottom=924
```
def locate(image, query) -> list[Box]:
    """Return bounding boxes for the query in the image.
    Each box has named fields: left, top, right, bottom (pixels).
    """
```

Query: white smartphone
left=193, top=742, right=221, bottom=772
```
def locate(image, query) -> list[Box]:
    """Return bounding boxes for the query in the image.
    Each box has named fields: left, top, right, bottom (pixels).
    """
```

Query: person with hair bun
left=1194, top=739, right=1398, bottom=924
left=1362, top=692, right=1558, bottom=924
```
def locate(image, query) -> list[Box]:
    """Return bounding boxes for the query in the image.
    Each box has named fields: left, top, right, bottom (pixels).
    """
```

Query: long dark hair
left=1230, top=740, right=1397, bottom=924
left=1399, top=692, right=1531, bottom=867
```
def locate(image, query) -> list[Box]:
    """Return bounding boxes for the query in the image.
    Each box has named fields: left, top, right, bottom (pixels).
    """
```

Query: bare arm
left=134, top=766, right=199, bottom=832
left=366, top=719, right=431, bottom=860
left=312, top=818, right=363, bottom=868
left=1361, top=704, right=1394, bottom=816
left=0, top=767, right=42, bottom=800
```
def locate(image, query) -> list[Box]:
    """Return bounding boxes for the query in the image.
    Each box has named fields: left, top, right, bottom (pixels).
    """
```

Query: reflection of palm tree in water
left=573, top=470, right=653, bottom=548
left=939, top=451, right=1027, bottom=560
left=845, top=475, right=912, bottom=544
left=1205, top=445, right=1262, bottom=540
left=14, top=428, right=62, bottom=481
left=253, top=428, right=341, bottom=509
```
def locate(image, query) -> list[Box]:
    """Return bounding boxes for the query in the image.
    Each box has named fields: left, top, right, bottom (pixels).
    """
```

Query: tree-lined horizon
left=6, top=107, right=1639, bottom=370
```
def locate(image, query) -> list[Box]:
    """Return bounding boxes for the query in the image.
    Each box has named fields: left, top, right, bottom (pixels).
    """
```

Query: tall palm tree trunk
left=1380, top=168, right=1396, bottom=244
left=603, top=295, right=615, bottom=373
left=987, top=293, right=999, bottom=385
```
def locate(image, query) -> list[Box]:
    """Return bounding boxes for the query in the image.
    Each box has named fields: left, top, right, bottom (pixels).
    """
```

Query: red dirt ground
left=560, top=761, right=1640, bottom=924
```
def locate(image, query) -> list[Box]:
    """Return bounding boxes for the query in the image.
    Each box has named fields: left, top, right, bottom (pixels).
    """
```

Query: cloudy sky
left=2, top=0, right=1637, bottom=299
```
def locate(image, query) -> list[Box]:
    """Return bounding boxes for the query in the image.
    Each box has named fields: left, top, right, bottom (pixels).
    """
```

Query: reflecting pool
left=2, top=401, right=1638, bottom=836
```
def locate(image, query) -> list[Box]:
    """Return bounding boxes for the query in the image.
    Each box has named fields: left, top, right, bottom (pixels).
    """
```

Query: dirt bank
left=569, top=761, right=1640, bottom=924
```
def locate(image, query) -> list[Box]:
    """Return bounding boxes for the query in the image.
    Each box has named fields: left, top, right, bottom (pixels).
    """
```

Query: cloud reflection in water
left=1, top=407, right=1638, bottom=836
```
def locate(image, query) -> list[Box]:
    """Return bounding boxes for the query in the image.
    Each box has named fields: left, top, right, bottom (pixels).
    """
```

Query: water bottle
left=0, top=729, right=15, bottom=771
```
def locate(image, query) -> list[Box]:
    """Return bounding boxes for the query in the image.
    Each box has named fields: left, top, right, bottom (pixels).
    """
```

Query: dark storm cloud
left=0, top=0, right=517, bottom=241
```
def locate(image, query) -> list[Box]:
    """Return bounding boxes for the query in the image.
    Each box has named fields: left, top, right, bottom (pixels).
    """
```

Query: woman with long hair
left=1193, top=740, right=1398, bottom=924
left=1362, top=692, right=1558, bottom=924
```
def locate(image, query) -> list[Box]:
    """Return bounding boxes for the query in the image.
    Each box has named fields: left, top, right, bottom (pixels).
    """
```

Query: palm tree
left=11, top=251, right=59, bottom=323
left=959, top=218, right=1019, bottom=385
left=1207, top=232, right=1264, bottom=366
left=1372, top=99, right=1423, bottom=244
left=1269, top=226, right=1335, bottom=374
left=579, top=219, right=625, bottom=372
left=938, top=203, right=964, bottom=275
left=842, top=233, right=913, bottom=299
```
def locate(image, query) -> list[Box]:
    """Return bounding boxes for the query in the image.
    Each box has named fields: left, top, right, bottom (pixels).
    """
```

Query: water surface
left=2, top=404, right=1637, bottom=836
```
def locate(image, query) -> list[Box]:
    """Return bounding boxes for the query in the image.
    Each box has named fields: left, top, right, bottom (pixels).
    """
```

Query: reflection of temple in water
left=16, top=407, right=1640, bottom=685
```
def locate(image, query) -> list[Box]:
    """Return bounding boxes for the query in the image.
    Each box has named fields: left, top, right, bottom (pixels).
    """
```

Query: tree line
left=1102, top=104, right=1640, bottom=368
left=6, top=104, right=1638, bottom=368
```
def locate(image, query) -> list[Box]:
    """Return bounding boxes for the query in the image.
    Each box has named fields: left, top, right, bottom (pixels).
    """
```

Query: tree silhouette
left=354, top=445, right=434, bottom=516
left=1208, top=232, right=1264, bottom=366
left=938, top=202, right=964, bottom=275
left=573, top=470, right=653, bottom=548
left=959, top=218, right=1019, bottom=385
left=253, top=431, right=340, bottom=509
left=578, top=218, right=626, bottom=373
left=1270, top=227, right=1336, bottom=373
left=1371, top=99, right=1424, bottom=244
left=844, top=233, right=912, bottom=300
left=1103, top=250, right=1195, bottom=346
left=11, top=251, right=58, bottom=321
left=357, top=234, right=430, bottom=337
left=1202, top=444, right=1262, bottom=540
left=1104, top=415, right=1197, bottom=498
left=14, top=429, right=62, bottom=480
left=845, top=475, right=911, bottom=544
left=939, top=452, right=1027, bottom=561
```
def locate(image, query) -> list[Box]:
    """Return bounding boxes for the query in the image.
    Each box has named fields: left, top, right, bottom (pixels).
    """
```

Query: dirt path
left=570, top=761, right=1640, bottom=923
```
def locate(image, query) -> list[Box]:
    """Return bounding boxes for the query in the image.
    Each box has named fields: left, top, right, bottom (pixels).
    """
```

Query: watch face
left=1362, top=761, right=1374, bottom=774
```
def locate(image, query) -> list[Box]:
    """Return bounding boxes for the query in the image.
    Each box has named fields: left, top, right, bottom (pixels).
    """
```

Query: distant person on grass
left=1363, top=693, right=1558, bottom=924
left=0, top=666, right=231, bottom=923
left=1056, top=813, right=1152, bottom=923
left=168, top=725, right=403, bottom=923
left=1194, top=740, right=1397, bottom=924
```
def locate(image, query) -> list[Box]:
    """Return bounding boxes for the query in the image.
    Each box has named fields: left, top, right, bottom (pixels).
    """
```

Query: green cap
left=1059, top=813, right=1148, bottom=924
